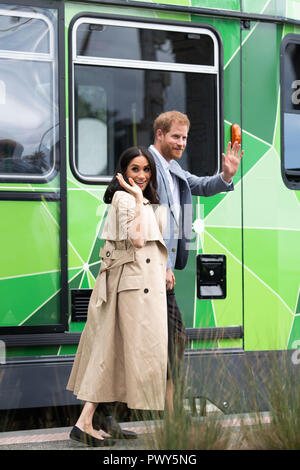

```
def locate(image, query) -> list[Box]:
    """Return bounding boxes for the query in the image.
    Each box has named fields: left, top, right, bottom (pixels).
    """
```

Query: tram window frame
left=280, top=33, right=300, bottom=190
left=0, top=6, right=59, bottom=183
left=70, top=15, right=223, bottom=185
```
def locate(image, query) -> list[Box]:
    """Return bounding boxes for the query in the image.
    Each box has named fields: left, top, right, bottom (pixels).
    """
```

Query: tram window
left=76, top=83, right=108, bottom=176
left=71, top=19, right=221, bottom=182
left=281, top=35, right=300, bottom=189
left=76, top=23, right=214, bottom=66
left=0, top=15, right=50, bottom=53
left=0, top=8, right=58, bottom=181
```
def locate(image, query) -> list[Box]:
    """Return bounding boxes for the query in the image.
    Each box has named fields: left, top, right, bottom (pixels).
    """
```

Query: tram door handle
left=196, top=254, right=226, bottom=299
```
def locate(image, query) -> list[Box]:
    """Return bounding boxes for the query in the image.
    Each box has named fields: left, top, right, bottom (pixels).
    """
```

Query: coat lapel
left=169, top=160, right=186, bottom=181
left=151, top=151, right=179, bottom=226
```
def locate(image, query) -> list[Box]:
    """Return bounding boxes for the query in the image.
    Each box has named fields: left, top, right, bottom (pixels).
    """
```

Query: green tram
left=1, top=0, right=300, bottom=414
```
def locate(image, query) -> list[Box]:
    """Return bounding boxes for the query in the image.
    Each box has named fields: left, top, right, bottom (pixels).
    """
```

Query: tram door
left=0, top=4, right=66, bottom=335
left=67, top=11, right=244, bottom=350
left=242, top=20, right=300, bottom=352
left=179, top=17, right=244, bottom=349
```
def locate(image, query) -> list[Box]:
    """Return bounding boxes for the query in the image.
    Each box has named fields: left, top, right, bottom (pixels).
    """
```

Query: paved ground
left=0, top=412, right=272, bottom=451
left=0, top=420, right=154, bottom=450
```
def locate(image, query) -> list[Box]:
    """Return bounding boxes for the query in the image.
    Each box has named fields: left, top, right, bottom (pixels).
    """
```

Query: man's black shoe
left=101, top=415, right=137, bottom=439
left=70, top=425, right=116, bottom=447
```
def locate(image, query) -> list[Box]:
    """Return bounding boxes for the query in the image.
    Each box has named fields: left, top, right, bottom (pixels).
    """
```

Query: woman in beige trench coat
left=67, top=146, right=168, bottom=447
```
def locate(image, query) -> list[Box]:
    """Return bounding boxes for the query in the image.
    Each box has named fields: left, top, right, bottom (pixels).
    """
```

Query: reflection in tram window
left=74, top=66, right=218, bottom=178
left=0, top=7, right=58, bottom=180
left=72, top=20, right=220, bottom=182
left=76, top=23, right=214, bottom=66
left=0, top=14, right=50, bottom=53
left=76, top=85, right=107, bottom=176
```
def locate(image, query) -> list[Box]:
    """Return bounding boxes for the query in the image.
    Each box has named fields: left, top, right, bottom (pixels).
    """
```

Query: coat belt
left=96, top=247, right=135, bottom=307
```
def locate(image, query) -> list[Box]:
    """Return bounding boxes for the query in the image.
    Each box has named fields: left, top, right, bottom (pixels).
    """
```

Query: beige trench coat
left=67, top=191, right=168, bottom=410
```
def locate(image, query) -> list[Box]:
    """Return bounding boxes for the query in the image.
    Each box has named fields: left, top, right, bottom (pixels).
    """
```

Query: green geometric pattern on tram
left=243, top=0, right=285, bottom=16
left=220, top=135, right=300, bottom=350
left=201, top=230, right=242, bottom=328
left=0, top=201, right=59, bottom=278
left=242, top=146, right=300, bottom=231
left=244, top=266, right=293, bottom=351
left=286, top=1, right=300, bottom=21
left=288, top=286, right=300, bottom=348
left=154, top=0, right=189, bottom=7
left=86, top=204, right=107, bottom=282
left=192, top=14, right=241, bottom=132
left=156, top=10, right=190, bottom=23
left=87, top=270, right=96, bottom=287
left=205, top=179, right=242, bottom=230
left=205, top=227, right=242, bottom=264
left=296, top=294, right=300, bottom=314
left=214, top=250, right=243, bottom=327
left=190, top=17, right=242, bottom=220
left=177, top=16, right=244, bottom=340
left=201, top=126, right=241, bottom=219
left=67, top=185, right=103, bottom=263
left=68, top=267, right=82, bottom=281
left=67, top=241, right=83, bottom=270
left=192, top=198, right=219, bottom=337
left=40, top=198, right=60, bottom=223
left=69, top=270, right=84, bottom=289
left=238, top=129, right=271, bottom=179
left=237, top=17, right=300, bottom=350
left=62, top=2, right=300, bottom=355
left=196, top=299, right=215, bottom=328
left=66, top=1, right=155, bottom=25
left=190, top=0, right=240, bottom=11
left=244, top=229, right=300, bottom=310
left=81, top=272, right=89, bottom=288
left=288, top=315, right=300, bottom=349
left=202, top=192, right=227, bottom=220
left=0, top=272, right=60, bottom=327
left=22, top=291, right=61, bottom=326
left=223, top=48, right=241, bottom=125
left=242, top=148, right=300, bottom=310
left=190, top=10, right=242, bottom=120
left=89, top=262, right=101, bottom=281
left=242, top=21, right=282, bottom=144
left=88, top=225, right=105, bottom=265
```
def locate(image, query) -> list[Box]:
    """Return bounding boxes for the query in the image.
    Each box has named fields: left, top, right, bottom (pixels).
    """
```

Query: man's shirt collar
left=149, top=145, right=171, bottom=171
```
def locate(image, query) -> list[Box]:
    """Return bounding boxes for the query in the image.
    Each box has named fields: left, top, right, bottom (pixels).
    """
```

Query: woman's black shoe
left=100, top=415, right=137, bottom=439
left=70, top=425, right=116, bottom=447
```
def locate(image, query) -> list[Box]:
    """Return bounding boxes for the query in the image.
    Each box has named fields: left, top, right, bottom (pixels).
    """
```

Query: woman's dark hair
left=103, top=146, right=159, bottom=204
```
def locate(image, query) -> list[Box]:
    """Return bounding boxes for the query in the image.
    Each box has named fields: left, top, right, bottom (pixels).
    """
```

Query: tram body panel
left=0, top=0, right=299, bottom=411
